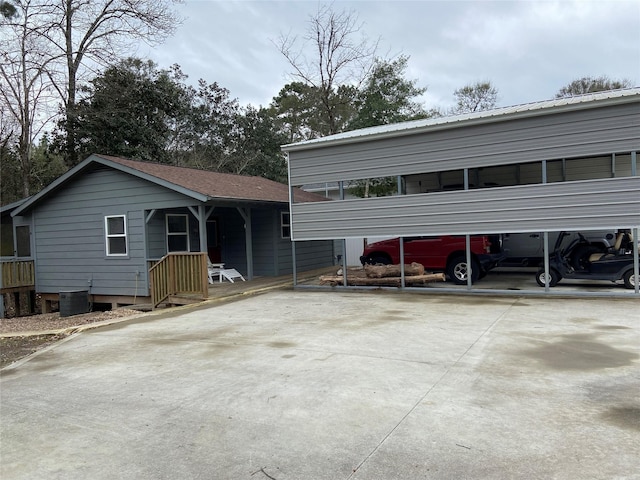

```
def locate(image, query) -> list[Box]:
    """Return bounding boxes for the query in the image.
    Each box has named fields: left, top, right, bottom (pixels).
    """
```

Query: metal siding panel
left=291, top=177, right=640, bottom=239
left=289, top=104, right=640, bottom=185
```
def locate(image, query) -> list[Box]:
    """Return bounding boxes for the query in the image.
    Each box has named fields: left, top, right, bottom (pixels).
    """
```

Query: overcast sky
left=138, top=0, right=640, bottom=112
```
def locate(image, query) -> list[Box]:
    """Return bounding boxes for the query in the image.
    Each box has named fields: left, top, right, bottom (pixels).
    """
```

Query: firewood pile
left=319, top=262, right=446, bottom=287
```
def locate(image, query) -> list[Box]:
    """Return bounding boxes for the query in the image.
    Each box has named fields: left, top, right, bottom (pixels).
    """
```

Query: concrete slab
left=1, top=291, right=638, bottom=479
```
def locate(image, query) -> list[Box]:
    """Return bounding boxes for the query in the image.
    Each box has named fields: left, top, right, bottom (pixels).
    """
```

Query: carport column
left=339, top=181, right=347, bottom=286
left=543, top=232, right=550, bottom=292
left=633, top=227, right=639, bottom=294
left=633, top=152, right=638, bottom=294
left=236, top=207, right=254, bottom=280
left=541, top=161, right=551, bottom=291
left=464, top=169, right=472, bottom=289
left=288, top=180, right=297, bottom=286
left=399, top=237, right=405, bottom=288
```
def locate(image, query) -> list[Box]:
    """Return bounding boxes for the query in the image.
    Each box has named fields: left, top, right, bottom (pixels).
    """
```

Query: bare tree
left=555, top=76, right=632, bottom=98
left=49, top=0, right=183, bottom=166
left=451, top=81, right=498, bottom=114
left=0, top=0, right=182, bottom=198
left=274, top=4, right=378, bottom=135
left=0, top=0, right=61, bottom=197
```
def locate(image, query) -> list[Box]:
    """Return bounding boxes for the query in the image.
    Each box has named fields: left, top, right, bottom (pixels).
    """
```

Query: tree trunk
left=364, top=262, right=425, bottom=278
left=319, top=273, right=445, bottom=286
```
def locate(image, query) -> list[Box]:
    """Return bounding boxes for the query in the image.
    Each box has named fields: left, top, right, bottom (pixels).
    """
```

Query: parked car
left=359, top=235, right=505, bottom=284
left=500, top=230, right=616, bottom=267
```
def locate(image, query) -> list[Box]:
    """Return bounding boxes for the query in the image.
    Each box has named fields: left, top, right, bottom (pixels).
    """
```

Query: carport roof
left=282, top=87, right=640, bottom=152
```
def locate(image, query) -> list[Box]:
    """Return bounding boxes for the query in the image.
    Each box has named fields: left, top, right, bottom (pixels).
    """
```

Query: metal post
left=543, top=232, right=550, bottom=292
left=465, top=234, right=472, bottom=289
left=634, top=227, right=639, bottom=295
left=342, top=239, right=348, bottom=287
left=289, top=182, right=297, bottom=286
left=399, top=237, right=405, bottom=288
left=542, top=162, right=549, bottom=292
left=292, top=241, right=297, bottom=286
left=632, top=151, right=637, bottom=176
left=464, top=169, right=472, bottom=289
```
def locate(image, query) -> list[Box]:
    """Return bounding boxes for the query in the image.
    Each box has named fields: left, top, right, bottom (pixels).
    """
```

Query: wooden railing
left=149, top=252, right=208, bottom=308
left=1, top=259, right=35, bottom=291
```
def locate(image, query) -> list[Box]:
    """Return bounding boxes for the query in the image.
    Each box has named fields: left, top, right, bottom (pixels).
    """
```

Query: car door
left=403, top=236, right=443, bottom=269
left=502, top=233, right=543, bottom=261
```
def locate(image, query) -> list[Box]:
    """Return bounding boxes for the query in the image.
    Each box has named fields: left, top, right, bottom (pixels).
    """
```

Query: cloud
left=141, top=0, right=639, bottom=111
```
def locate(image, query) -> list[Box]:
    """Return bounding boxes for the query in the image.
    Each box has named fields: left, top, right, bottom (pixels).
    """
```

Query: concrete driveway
left=1, top=290, right=638, bottom=479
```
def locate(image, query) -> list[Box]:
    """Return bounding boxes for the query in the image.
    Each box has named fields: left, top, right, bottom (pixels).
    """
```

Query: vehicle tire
left=366, top=254, right=392, bottom=265
left=446, top=256, right=480, bottom=285
left=536, top=268, right=561, bottom=287
left=623, top=270, right=638, bottom=289
left=570, top=245, right=602, bottom=270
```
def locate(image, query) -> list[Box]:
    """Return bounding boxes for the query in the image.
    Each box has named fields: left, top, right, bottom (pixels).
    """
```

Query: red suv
left=360, top=235, right=505, bottom=284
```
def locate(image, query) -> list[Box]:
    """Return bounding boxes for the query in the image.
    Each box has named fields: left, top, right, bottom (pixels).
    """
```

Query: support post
left=399, top=237, right=405, bottom=288
left=543, top=232, right=550, bottom=292
left=634, top=227, right=639, bottom=295
left=236, top=207, right=253, bottom=280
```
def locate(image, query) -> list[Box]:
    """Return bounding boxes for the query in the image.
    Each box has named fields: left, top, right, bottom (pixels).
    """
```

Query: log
left=319, top=273, right=445, bottom=287
left=364, top=262, right=425, bottom=278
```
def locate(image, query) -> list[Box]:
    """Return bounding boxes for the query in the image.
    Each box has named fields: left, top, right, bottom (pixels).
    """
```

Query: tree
left=555, top=76, right=632, bottom=98
left=228, top=106, right=288, bottom=182
left=349, top=55, right=430, bottom=130
left=0, top=0, right=60, bottom=198
left=69, top=58, right=190, bottom=163
left=275, top=4, right=378, bottom=135
left=451, top=81, right=498, bottom=114
left=0, top=0, right=182, bottom=200
left=0, top=1, right=16, bottom=19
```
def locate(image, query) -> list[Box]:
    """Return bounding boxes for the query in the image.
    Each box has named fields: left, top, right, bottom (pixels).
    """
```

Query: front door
left=207, top=219, right=221, bottom=263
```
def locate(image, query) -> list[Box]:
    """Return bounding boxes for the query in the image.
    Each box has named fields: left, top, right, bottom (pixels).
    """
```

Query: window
left=167, top=214, right=189, bottom=252
left=15, top=225, right=31, bottom=257
left=281, top=211, right=291, bottom=239
left=105, top=215, right=127, bottom=256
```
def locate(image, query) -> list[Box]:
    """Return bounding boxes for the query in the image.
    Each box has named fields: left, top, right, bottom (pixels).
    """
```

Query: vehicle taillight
left=484, top=237, right=491, bottom=253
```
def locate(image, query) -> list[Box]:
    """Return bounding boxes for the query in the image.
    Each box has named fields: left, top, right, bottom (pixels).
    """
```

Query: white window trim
left=281, top=211, right=291, bottom=239
left=105, top=215, right=128, bottom=256
left=166, top=214, right=190, bottom=252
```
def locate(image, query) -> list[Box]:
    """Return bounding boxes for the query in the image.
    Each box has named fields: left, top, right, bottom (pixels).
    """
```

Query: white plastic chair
left=207, top=260, right=245, bottom=283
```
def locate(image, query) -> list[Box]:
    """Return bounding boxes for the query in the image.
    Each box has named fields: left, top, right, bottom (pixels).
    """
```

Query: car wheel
left=536, top=268, right=561, bottom=287
left=367, top=254, right=391, bottom=265
left=623, top=270, right=638, bottom=289
left=446, top=256, right=480, bottom=285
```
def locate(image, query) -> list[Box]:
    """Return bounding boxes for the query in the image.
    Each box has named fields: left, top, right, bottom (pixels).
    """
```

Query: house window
left=15, top=225, right=31, bottom=257
left=281, top=211, right=291, bottom=239
left=167, top=214, right=189, bottom=252
left=105, top=215, right=127, bottom=256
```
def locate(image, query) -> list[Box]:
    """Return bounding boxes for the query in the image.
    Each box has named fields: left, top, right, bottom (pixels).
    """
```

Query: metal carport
left=283, top=89, right=640, bottom=297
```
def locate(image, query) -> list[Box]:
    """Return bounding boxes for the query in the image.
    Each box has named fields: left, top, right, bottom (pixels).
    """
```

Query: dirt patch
left=0, top=308, right=141, bottom=369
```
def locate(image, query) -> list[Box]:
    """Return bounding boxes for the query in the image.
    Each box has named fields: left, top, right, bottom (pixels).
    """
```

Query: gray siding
left=33, top=168, right=198, bottom=295
left=288, top=103, right=640, bottom=185
left=291, top=177, right=640, bottom=240
left=219, top=207, right=247, bottom=275
left=276, top=240, right=334, bottom=274
left=251, top=208, right=277, bottom=276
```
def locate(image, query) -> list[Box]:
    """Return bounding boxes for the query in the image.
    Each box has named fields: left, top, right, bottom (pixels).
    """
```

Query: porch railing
left=149, top=252, right=208, bottom=308
left=1, top=259, right=35, bottom=291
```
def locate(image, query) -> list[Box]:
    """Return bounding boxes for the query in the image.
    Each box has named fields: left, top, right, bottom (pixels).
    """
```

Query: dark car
left=360, top=235, right=505, bottom=284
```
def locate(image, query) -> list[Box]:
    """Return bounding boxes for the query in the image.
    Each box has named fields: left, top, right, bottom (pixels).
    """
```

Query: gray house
left=9, top=154, right=333, bottom=310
